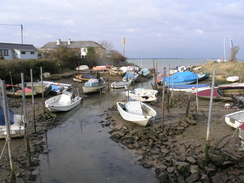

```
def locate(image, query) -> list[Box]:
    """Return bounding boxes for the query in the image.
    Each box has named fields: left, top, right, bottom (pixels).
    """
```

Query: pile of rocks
left=107, top=115, right=244, bottom=183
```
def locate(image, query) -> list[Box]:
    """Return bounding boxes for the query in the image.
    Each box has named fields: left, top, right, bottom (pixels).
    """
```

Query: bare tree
left=99, top=40, right=113, bottom=56
left=230, top=46, right=240, bottom=62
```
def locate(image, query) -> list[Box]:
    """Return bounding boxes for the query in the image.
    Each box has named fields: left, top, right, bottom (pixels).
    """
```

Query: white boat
left=22, top=82, right=52, bottom=96
left=42, top=81, right=73, bottom=89
left=169, top=65, right=188, bottom=75
left=0, top=102, right=25, bottom=139
left=226, top=76, right=240, bottom=82
left=117, top=100, right=157, bottom=126
left=169, top=84, right=211, bottom=93
left=225, top=110, right=244, bottom=128
left=82, top=79, right=106, bottom=94
left=125, top=88, right=158, bottom=102
left=45, top=91, right=82, bottom=112
left=110, top=81, right=131, bottom=89
left=76, top=65, right=89, bottom=71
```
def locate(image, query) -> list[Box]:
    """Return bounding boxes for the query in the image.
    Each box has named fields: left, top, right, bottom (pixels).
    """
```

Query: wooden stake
left=161, top=67, right=166, bottom=128
left=205, top=70, right=216, bottom=164
left=21, top=73, right=32, bottom=166
left=30, top=69, right=36, bottom=133
left=1, top=80, right=16, bottom=182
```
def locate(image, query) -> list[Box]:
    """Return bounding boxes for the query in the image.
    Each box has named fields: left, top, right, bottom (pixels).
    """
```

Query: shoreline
left=0, top=71, right=244, bottom=182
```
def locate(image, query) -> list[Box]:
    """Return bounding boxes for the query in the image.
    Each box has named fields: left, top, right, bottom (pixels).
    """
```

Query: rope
left=0, top=140, right=7, bottom=160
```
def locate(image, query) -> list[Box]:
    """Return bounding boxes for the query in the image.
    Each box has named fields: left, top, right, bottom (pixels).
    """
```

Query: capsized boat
left=125, top=88, right=158, bottom=102
left=169, top=84, right=210, bottom=93
left=82, top=78, right=106, bottom=94
left=225, top=110, right=244, bottom=128
left=110, top=81, right=131, bottom=89
left=45, top=90, right=82, bottom=112
left=226, top=76, right=240, bottom=83
left=0, top=99, right=25, bottom=139
left=117, top=100, right=157, bottom=126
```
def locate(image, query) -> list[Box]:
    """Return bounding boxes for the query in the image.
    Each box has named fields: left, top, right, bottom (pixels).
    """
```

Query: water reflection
left=36, top=82, right=157, bottom=183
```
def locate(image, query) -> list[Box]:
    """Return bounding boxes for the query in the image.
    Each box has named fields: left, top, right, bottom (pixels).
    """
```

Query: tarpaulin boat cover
left=164, top=71, right=198, bottom=85
left=0, top=97, right=14, bottom=125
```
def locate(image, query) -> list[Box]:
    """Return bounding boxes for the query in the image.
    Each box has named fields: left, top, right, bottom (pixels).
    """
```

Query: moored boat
left=110, top=81, right=131, bottom=89
left=0, top=99, right=25, bottom=139
left=125, top=88, right=158, bottom=102
left=122, top=71, right=139, bottom=82
left=73, top=74, right=98, bottom=83
left=45, top=91, right=82, bottom=112
left=163, top=71, right=198, bottom=86
left=169, top=84, right=210, bottom=93
left=82, top=79, right=106, bottom=94
left=225, top=110, right=244, bottom=128
left=5, top=84, right=37, bottom=97
left=117, top=100, right=157, bottom=126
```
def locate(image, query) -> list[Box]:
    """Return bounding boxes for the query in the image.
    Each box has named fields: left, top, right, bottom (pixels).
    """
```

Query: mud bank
left=104, top=92, right=244, bottom=183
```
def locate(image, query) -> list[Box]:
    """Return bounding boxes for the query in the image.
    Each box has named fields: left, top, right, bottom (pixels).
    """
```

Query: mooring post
left=30, top=69, right=36, bottom=133
left=1, top=80, right=16, bottom=182
left=40, top=67, right=45, bottom=116
left=161, top=67, right=166, bottom=128
left=21, top=73, right=32, bottom=166
left=205, top=70, right=216, bottom=165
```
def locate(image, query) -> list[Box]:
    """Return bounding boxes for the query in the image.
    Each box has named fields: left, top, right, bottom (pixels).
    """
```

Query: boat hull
left=83, top=85, right=106, bottom=94
left=225, top=110, right=244, bottom=128
left=45, top=95, right=82, bottom=112
left=117, top=101, right=156, bottom=126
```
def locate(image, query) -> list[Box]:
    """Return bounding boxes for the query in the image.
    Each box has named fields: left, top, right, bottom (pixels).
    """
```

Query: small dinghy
left=0, top=97, right=25, bottom=139
left=45, top=91, right=82, bottom=112
left=117, top=100, right=157, bottom=126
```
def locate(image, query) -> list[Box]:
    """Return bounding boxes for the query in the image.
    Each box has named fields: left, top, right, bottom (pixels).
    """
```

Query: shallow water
left=36, top=81, right=157, bottom=183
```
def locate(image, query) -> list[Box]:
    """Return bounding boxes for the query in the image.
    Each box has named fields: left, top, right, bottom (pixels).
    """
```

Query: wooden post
left=205, top=70, right=216, bottom=165
left=21, top=73, right=32, bottom=166
left=161, top=67, right=166, bottom=128
left=1, top=80, right=16, bottom=182
left=30, top=69, right=36, bottom=133
left=40, top=67, right=45, bottom=116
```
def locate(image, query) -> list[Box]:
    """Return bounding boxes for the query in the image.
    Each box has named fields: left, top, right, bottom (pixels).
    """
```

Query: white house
left=0, top=43, right=38, bottom=60
left=40, top=39, right=106, bottom=58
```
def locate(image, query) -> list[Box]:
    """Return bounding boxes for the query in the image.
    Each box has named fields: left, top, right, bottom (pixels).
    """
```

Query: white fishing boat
left=225, top=110, right=244, bottom=128
left=117, top=100, right=157, bottom=126
left=110, top=81, right=131, bottom=89
left=45, top=91, right=82, bottom=112
left=125, top=88, right=158, bottom=102
left=226, top=76, right=240, bottom=82
left=0, top=102, right=25, bottom=139
left=82, top=79, right=106, bottom=94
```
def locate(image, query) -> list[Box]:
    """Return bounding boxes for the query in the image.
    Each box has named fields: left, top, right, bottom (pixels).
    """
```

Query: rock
left=175, top=161, right=191, bottom=177
left=208, top=152, right=225, bottom=166
left=186, top=172, right=200, bottom=183
left=186, top=156, right=196, bottom=164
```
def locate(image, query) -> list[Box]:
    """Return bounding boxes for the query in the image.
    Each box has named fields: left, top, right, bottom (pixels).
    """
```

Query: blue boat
left=122, top=71, right=139, bottom=82
left=163, top=71, right=198, bottom=86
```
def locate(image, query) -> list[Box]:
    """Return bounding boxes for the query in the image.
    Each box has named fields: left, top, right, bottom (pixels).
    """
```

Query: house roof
left=0, top=43, right=38, bottom=51
left=40, top=40, right=105, bottom=50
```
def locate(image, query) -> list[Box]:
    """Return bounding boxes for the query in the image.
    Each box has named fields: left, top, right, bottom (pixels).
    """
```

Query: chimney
left=68, top=38, right=71, bottom=45
left=56, top=39, right=61, bottom=45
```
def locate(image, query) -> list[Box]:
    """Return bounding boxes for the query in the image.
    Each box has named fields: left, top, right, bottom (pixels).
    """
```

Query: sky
left=1, top=0, right=244, bottom=59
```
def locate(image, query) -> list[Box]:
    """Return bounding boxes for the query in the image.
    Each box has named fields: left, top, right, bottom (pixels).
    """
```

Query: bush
left=0, top=59, right=59, bottom=83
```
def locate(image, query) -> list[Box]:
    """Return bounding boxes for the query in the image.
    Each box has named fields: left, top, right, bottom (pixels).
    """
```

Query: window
left=4, top=50, right=8, bottom=56
left=30, top=52, right=35, bottom=55
left=21, top=51, right=26, bottom=54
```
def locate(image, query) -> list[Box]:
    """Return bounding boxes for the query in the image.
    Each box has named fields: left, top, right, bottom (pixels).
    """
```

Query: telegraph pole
left=121, top=38, right=126, bottom=56
left=0, top=24, right=23, bottom=44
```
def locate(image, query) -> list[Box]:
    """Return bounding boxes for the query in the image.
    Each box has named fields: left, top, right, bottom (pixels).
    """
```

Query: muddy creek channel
left=35, top=81, right=157, bottom=183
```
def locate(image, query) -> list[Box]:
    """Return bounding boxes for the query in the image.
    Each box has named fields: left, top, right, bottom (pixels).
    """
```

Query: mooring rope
left=0, top=140, right=7, bottom=160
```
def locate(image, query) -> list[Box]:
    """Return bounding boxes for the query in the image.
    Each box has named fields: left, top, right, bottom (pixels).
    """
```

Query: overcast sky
left=1, top=0, right=244, bottom=59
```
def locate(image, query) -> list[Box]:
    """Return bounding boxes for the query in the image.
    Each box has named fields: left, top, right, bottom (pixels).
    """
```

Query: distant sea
left=127, top=58, right=209, bottom=73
